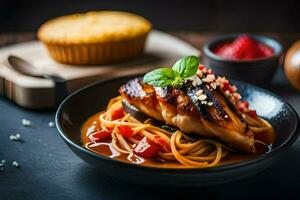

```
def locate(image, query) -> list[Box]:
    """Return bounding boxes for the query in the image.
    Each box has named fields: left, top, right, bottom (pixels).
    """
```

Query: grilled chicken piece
left=119, top=78, right=255, bottom=153
left=119, top=78, right=163, bottom=121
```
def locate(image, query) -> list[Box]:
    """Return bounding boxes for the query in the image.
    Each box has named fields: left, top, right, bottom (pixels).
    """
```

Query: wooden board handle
left=0, top=76, right=4, bottom=96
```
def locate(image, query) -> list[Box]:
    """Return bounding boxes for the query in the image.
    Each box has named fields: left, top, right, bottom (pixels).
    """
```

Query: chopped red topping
left=236, top=101, right=257, bottom=118
left=229, top=85, right=237, bottom=93
left=134, top=137, right=162, bottom=158
left=197, top=65, right=258, bottom=117
left=111, top=106, right=125, bottom=120
left=236, top=101, right=249, bottom=111
left=89, top=130, right=112, bottom=143
left=222, top=81, right=230, bottom=91
left=118, top=125, right=134, bottom=139
left=198, top=65, right=206, bottom=71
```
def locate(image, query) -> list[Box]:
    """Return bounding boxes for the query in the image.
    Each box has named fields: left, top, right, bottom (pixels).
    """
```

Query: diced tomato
left=154, top=137, right=171, bottom=152
left=105, top=126, right=114, bottom=132
left=134, top=137, right=162, bottom=158
left=89, top=130, right=112, bottom=143
left=236, top=101, right=249, bottom=111
left=111, top=106, right=124, bottom=120
left=247, top=110, right=257, bottom=118
left=118, top=125, right=133, bottom=139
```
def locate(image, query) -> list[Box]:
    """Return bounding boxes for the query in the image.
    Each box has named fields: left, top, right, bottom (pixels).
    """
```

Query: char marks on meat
left=119, top=78, right=255, bottom=153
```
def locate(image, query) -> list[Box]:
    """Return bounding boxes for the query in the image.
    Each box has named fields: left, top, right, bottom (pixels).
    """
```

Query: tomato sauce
left=81, top=112, right=272, bottom=168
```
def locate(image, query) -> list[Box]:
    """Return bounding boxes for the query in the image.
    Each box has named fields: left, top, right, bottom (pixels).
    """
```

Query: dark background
left=1, top=1, right=300, bottom=200
left=1, top=0, right=300, bottom=32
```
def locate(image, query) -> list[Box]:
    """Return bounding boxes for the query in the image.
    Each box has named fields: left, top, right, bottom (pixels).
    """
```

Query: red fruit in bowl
left=257, top=43, right=274, bottom=58
left=213, top=35, right=274, bottom=60
left=213, top=42, right=231, bottom=56
left=233, top=35, right=258, bottom=59
left=215, top=42, right=242, bottom=60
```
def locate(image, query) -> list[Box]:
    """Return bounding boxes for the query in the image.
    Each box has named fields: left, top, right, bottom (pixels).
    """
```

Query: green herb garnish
left=143, top=56, right=199, bottom=88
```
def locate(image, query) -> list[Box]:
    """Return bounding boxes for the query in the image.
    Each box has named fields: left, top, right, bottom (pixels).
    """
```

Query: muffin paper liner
left=43, top=35, right=148, bottom=65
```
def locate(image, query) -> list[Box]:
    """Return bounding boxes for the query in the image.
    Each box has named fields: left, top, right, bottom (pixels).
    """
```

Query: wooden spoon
left=7, top=55, right=68, bottom=105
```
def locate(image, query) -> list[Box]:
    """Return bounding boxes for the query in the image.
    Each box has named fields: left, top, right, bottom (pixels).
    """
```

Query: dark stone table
left=0, top=33, right=299, bottom=200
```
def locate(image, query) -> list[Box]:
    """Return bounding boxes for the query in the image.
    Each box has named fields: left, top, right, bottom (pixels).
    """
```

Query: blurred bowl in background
left=202, top=34, right=282, bottom=84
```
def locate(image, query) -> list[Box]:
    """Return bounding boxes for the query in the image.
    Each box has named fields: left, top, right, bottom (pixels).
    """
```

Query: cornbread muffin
left=38, top=11, right=152, bottom=65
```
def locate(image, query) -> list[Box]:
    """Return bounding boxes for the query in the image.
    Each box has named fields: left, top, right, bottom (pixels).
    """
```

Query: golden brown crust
left=119, top=78, right=163, bottom=121
left=38, top=11, right=152, bottom=45
left=37, top=11, right=152, bottom=64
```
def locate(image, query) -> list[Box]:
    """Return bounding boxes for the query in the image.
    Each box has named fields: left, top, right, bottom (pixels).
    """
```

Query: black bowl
left=55, top=75, right=299, bottom=187
left=202, top=34, right=282, bottom=84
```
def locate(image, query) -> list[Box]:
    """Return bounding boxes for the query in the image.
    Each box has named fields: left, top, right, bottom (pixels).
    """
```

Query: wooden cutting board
left=0, top=30, right=200, bottom=109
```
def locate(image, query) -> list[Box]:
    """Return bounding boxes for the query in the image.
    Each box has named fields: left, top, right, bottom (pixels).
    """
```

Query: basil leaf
left=172, top=56, right=199, bottom=78
left=171, top=76, right=183, bottom=88
left=143, top=55, right=200, bottom=88
left=143, top=68, right=176, bottom=87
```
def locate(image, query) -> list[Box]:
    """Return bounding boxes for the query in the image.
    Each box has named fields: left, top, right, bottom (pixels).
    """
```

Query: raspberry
left=232, top=35, right=257, bottom=59
left=213, top=42, right=231, bottom=56
left=213, top=35, right=274, bottom=60
left=215, top=42, right=241, bottom=60
left=257, top=43, right=274, bottom=58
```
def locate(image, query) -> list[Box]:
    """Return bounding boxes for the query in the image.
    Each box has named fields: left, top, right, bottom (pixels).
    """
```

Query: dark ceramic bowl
left=55, top=75, right=299, bottom=187
left=202, top=34, right=282, bottom=84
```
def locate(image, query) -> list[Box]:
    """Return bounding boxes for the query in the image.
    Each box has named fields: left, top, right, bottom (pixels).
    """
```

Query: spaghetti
left=82, top=96, right=275, bottom=168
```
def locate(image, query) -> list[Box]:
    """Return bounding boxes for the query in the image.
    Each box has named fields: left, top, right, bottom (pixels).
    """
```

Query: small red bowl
left=202, top=34, right=282, bottom=84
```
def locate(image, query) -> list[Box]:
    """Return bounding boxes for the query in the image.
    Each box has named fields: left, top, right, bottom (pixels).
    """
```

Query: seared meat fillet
left=119, top=78, right=255, bottom=153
